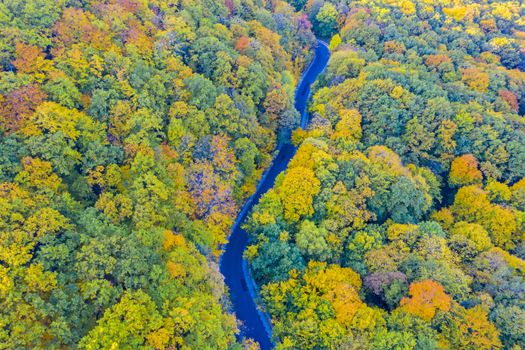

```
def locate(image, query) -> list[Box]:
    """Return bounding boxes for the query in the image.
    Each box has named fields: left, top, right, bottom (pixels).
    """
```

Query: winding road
left=219, top=40, right=330, bottom=349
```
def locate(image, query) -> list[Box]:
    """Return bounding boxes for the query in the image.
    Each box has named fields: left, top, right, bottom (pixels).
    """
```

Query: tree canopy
left=0, top=0, right=315, bottom=348
left=244, top=0, right=525, bottom=348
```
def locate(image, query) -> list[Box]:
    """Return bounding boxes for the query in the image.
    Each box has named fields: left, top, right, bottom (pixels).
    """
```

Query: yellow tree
left=331, top=109, right=362, bottom=149
left=450, top=186, right=517, bottom=249
left=450, top=221, right=493, bottom=251
left=461, top=68, right=489, bottom=93
left=451, top=305, right=503, bottom=349
left=278, top=167, right=320, bottom=222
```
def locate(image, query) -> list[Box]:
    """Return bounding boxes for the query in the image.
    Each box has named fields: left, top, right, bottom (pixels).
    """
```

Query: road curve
left=219, top=40, right=330, bottom=349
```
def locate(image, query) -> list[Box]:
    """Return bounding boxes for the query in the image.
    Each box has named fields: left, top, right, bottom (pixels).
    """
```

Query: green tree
left=315, top=3, right=339, bottom=38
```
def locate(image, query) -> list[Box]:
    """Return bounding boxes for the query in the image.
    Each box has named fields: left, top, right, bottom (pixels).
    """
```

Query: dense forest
left=2, top=0, right=525, bottom=349
left=245, top=0, right=525, bottom=349
left=0, top=0, right=314, bottom=348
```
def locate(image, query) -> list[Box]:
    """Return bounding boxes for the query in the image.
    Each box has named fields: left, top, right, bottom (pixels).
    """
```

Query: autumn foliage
left=399, top=280, right=451, bottom=321
left=449, top=154, right=483, bottom=186
left=2, top=0, right=525, bottom=348
left=245, top=0, right=525, bottom=348
left=0, top=0, right=315, bottom=348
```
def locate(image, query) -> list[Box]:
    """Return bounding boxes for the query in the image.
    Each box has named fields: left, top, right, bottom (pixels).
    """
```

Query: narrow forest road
left=220, top=40, right=330, bottom=349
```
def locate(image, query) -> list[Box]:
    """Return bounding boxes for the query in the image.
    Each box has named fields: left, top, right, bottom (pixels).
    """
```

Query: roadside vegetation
left=246, top=1, right=525, bottom=348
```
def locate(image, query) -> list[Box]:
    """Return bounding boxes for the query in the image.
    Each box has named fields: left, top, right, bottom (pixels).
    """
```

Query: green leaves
left=314, top=3, right=339, bottom=39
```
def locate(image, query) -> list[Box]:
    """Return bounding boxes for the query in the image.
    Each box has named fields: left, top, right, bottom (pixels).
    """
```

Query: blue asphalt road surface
left=219, top=40, right=330, bottom=350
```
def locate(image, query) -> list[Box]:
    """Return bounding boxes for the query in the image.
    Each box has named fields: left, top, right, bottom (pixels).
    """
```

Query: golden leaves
left=449, top=154, right=483, bottom=187
left=279, top=167, right=320, bottom=222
